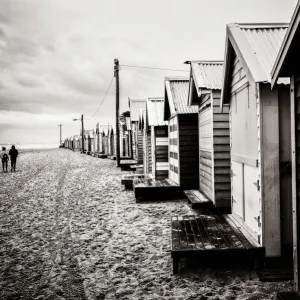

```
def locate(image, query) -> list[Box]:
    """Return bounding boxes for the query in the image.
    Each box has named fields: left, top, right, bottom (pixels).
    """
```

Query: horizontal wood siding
left=147, top=130, right=152, bottom=173
left=213, top=91, right=231, bottom=208
left=132, top=122, right=137, bottom=160
left=199, top=94, right=213, bottom=200
left=137, top=131, right=144, bottom=164
left=179, top=114, right=199, bottom=189
left=155, top=126, right=168, bottom=179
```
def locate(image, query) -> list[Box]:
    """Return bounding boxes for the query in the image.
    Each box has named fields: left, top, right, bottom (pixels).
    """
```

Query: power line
left=119, top=64, right=189, bottom=72
left=85, top=75, right=115, bottom=121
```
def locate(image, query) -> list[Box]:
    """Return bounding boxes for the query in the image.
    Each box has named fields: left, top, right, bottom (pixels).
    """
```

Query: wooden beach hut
left=147, top=97, right=169, bottom=179
left=271, top=2, right=300, bottom=294
left=163, top=77, right=199, bottom=189
left=84, top=130, right=93, bottom=154
left=107, top=127, right=115, bottom=157
left=73, top=135, right=81, bottom=151
left=128, top=98, right=147, bottom=164
left=187, top=61, right=231, bottom=210
left=220, top=23, right=291, bottom=258
left=125, top=116, right=132, bottom=158
left=138, top=109, right=151, bottom=173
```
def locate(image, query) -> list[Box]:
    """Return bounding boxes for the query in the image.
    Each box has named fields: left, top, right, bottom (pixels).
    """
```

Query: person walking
left=0, top=147, right=9, bottom=172
left=9, top=145, right=18, bottom=172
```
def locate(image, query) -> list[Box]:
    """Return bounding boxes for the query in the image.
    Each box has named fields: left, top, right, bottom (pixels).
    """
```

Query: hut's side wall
left=179, top=114, right=199, bottom=189
left=132, top=123, right=137, bottom=160
left=212, top=91, right=231, bottom=208
left=137, top=130, right=144, bottom=164
left=199, top=93, right=213, bottom=200
left=155, top=126, right=168, bottom=179
left=147, top=129, right=152, bottom=173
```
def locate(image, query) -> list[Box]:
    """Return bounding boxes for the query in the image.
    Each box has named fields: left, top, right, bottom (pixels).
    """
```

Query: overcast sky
left=0, top=0, right=297, bottom=145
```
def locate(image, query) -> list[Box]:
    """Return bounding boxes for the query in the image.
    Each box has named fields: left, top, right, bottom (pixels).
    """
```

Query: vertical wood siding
left=179, top=114, right=199, bottom=189
left=132, top=123, right=137, bottom=160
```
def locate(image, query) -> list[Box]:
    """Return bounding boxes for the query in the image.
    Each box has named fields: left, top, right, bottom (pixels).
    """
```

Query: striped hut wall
left=212, top=91, right=231, bottom=208
left=155, top=126, right=168, bottom=179
left=147, top=129, right=152, bottom=173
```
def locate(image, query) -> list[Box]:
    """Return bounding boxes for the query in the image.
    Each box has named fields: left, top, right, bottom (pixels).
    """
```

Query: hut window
left=174, top=166, right=178, bottom=174
left=170, top=152, right=174, bottom=158
left=174, top=153, right=178, bottom=160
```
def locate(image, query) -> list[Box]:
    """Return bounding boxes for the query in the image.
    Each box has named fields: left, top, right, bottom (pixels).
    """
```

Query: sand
left=0, top=149, right=293, bottom=299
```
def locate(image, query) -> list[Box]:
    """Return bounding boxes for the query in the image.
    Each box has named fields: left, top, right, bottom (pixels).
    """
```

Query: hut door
left=169, top=117, right=179, bottom=184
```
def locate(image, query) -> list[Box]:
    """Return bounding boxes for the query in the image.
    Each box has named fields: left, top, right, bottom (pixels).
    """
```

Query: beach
left=0, top=149, right=293, bottom=300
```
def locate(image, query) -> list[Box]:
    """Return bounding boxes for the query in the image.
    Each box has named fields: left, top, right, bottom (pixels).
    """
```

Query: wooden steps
left=133, top=178, right=183, bottom=201
left=120, top=159, right=138, bottom=170
left=121, top=174, right=152, bottom=189
left=184, top=190, right=213, bottom=209
left=171, top=213, right=265, bottom=274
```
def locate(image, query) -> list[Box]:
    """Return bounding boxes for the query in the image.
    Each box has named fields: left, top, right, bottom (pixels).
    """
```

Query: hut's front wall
left=137, top=130, right=144, bottom=164
left=169, top=115, right=179, bottom=184
left=152, top=126, right=168, bottom=179
left=178, top=114, right=199, bottom=189
left=230, top=55, right=262, bottom=245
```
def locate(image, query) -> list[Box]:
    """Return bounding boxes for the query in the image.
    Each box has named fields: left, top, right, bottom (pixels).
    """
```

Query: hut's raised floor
left=120, top=159, right=138, bottom=170
left=184, top=190, right=213, bottom=209
left=121, top=174, right=152, bottom=189
left=171, top=213, right=265, bottom=274
left=276, top=293, right=300, bottom=300
left=133, top=178, right=183, bottom=201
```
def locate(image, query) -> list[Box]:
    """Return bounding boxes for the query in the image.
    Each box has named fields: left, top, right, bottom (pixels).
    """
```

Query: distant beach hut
left=163, top=77, right=199, bottom=189
left=107, top=127, right=115, bottom=156
left=220, top=23, right=291, bottom=258
left=138, top=108, right=150, bottom=173
left=73, top=135, right=81, bottom=151
left=128, top=98, right=147, bottom=164
left=125, top=116, right=132, bottom=158
left=147, top=97, right=169, bottom=179
left=187, top=61, right=231, bottom=210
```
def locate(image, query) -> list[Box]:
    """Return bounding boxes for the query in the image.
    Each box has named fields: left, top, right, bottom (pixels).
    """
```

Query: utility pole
left=81, top=114, right=84, bottom=154
left=58, top=124, right=62, bottom=145
left=114, top=58, right=120, bottom=167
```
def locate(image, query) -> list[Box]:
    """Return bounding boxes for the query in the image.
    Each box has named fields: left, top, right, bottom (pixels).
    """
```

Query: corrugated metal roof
left=191, top=61, right=223, bottom=91
left=128, top=99, right=147, bottom=122
left=147, top=98, right=168, bottom=126
left=165, top=78, right=198, bottom=115
left=239, top=24, right=289, bottom=84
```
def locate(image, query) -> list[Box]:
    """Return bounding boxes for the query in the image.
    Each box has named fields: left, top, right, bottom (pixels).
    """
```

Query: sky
left=0, top=0, right=297, bottom=145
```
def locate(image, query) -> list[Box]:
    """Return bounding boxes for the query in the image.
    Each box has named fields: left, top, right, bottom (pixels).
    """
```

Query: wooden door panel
left=232, top=161, right=244, bottom=219
left=244, top=164, right=260, bottom=235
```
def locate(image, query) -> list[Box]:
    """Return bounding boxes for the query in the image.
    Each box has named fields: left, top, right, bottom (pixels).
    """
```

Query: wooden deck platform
left=171, top=214, right=265, bottom=274
left=120, top=156, right=132, bottom=160
left=277, top=293, right=300, bottom=300
left=121, top=174, right=152, bottom=189
left=184, top=190, right=213, bottom=209
left=129, top=164, right=143, bottom=171
left=120, top=159, right=138, bottom=170
left=133, top=178, right=183, bottom=201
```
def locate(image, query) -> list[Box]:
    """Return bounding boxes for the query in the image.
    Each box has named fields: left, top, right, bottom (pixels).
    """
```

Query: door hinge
left=231, top=170, right=236, bottom=177
left=232, top=196, right=236, bottom=203
left=253, top=180, right=260, bottom=191
left=254, top=216, right=261, bottom=227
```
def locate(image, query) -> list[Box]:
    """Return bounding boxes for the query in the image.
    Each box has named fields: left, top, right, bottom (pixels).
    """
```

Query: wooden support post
left=291, top=74, right=300, bottom=292
left=114, top=59, right=120, bottom=167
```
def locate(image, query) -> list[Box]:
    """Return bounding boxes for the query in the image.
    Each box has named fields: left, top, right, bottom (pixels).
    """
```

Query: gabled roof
left=147, top=97, right=168, bottom=126
left=84, top=129, right=93, bottom=139
left=188, top=61, right=223, bottom=106
left=128, top=98, right=147, bottom=122
left=164, top=77, right=198, bottom=120
left=221, top=23, right=290, bottom=107
left=271, top=1, right=300, bottom=87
